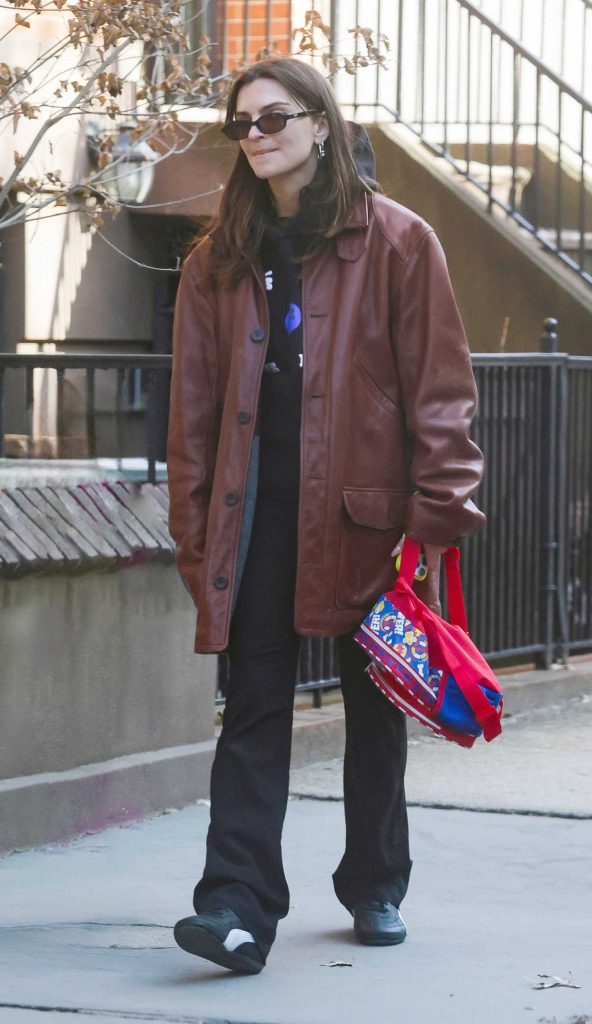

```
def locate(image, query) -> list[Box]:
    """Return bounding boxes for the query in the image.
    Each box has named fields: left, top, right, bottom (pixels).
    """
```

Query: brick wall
left=220, top=0, right=291, bottom=67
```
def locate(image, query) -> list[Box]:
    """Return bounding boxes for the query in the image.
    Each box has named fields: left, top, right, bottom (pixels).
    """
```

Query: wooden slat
left=0, top=491, right=65, bottom=570
left=0, top=534, right=22, bottom=575
left=70, top=486, right=136, bottom=564
left=18, top=489, right=94, bottom=567
left=107, top=482, right=174, bottom=556
left=82, top=483, right=159, bottom=558
left=0, top=481, right=177, bottom=578
left=43, top=487, right=119, bottom=565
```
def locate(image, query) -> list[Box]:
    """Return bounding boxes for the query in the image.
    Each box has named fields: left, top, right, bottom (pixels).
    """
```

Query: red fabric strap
left=398, top=536, right=419, bottom=583
left=443, top=547, right=468, bottom=633
left=398, top=537, right=468, bottom=633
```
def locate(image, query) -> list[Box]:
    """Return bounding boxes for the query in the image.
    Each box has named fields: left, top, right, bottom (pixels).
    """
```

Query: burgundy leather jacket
left=167, top=191, right=485, bottom=653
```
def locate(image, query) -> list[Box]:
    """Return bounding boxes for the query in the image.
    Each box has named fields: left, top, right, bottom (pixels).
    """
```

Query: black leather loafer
left=174, top=908, right=264, bottom=974
left=353, top=899, right=407, bottom=946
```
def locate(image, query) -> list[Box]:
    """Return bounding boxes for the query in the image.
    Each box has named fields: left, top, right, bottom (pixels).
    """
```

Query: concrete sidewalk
left=1, top=696, right=591, bottom=1024
left=0, top=801, right=591, bottom=1024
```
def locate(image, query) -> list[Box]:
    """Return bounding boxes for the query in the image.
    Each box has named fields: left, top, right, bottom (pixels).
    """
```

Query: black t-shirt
left=257, top=226, right=311, bottom=497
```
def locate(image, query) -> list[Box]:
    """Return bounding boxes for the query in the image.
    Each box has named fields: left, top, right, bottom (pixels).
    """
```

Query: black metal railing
left=465, top=350, right=592, bottom=667
left=0, top=353, right=171, bottom=484
left=474, top=0, right=592, bottom=95
left=1, top=342, right=590, bottom=691
left=217, top=635, right=341, bottom=708
left=356, top=0, right=592, bottom=285
left=561, top=355, right=592, bottom=654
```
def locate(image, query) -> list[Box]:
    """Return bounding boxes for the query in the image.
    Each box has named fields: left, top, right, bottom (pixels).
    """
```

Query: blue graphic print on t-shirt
left=284, top=303, right=302, bottom=335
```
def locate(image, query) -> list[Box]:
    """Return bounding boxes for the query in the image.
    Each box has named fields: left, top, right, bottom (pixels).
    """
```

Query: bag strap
left=399, top=536, right=423, bottom=582
left=398, top=536, right=468, bottom=633
left=443, top=546, right=468, bottom=633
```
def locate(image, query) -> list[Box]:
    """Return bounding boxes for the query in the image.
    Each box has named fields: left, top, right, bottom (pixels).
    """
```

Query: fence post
left=540, top=353, right=558, bottom=669
left=555, top=356, right=570, bottom=665
left=537, top=318, right=567, bottom=668
left=540, top=316, right=559, bottom=353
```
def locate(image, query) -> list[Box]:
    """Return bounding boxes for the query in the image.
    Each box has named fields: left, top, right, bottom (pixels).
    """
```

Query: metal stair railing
left=473, top=0, right=592, bottom=96
left=361, top=0, right=592, bottom=286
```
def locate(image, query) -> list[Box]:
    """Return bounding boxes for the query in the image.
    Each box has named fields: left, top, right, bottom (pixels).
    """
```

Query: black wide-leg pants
left=193, top=486, right=412, bottom=962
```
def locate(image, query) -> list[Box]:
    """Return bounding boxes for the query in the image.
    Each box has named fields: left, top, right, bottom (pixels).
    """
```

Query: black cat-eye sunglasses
left=222, top=109, right=323, bottom=141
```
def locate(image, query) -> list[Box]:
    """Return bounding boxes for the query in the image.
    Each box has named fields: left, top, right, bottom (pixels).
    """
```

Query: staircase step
left=453, top=158, right=532, bottom=205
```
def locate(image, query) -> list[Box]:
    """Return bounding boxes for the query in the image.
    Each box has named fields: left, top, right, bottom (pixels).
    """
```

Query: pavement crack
left=290, top=793, right=592, bottom=819
left=406, top=800, right=592, bottom=820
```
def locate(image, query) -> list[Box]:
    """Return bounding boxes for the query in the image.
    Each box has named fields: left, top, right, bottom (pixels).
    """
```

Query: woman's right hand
left=390, top=535, right=444, bottom=615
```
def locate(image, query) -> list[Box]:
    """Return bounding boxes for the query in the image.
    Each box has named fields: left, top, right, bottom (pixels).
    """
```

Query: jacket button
left=214, top=575, right=228, bottom=590
left=237, top=410, right=250, bottom=424
left=224, top=490, right=239, bottom=506
left=250, top=327, right=265, bottom=342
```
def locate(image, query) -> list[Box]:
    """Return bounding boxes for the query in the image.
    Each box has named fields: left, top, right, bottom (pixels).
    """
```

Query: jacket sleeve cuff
left=405, top=494, right=486, bottom=547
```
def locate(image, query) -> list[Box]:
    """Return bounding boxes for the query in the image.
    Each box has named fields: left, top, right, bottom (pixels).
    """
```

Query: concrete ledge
left=0, top=740, right=216, bottom=854
left=499, top=658, right=592, bottom=716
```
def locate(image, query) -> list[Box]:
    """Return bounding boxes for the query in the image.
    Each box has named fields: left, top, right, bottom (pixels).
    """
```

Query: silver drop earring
left=317, top=139, right=326, bottom=159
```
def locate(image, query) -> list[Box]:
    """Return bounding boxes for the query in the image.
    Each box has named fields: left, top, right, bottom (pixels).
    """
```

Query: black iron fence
left=0, top=352, right=170, bottom=482
left=217, top=635, right=340, bottom=708
left=0, top=346, right=591, bottom=698
left=466, top=351, right=592, bottom=667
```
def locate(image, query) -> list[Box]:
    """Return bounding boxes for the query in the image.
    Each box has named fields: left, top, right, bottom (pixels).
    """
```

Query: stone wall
left=0, top=480, right=216, bottom=854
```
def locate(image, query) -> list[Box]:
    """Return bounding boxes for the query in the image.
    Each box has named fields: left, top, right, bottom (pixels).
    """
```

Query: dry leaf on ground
left=529, top=973, right=581, bottom=990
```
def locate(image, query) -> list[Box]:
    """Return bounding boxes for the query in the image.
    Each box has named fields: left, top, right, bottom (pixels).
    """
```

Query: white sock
left=223, top=927, right=256, bottom=952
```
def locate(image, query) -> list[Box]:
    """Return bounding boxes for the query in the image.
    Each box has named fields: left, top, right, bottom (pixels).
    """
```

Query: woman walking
left=167, top=56, right=485, bottom=975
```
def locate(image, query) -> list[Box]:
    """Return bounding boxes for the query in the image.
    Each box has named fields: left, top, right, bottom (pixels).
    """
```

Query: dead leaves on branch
left=96, top=71, right=124, bottom=98
left=2, top=2, right=390, bottom=230
left=0, top=62, right=32, bottom=102
left=69, top=2, right=187, bottom=52
left=292, top=8, right=331, bottom=52
left=292, top=10, right=389, bottom=73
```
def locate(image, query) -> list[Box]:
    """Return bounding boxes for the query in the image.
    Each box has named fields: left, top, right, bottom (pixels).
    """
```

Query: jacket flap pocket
left=342, top=488, right=409, bottom=529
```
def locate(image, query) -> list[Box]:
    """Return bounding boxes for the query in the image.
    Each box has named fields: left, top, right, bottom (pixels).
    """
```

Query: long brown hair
left=205, top=57, right=369, bottom=289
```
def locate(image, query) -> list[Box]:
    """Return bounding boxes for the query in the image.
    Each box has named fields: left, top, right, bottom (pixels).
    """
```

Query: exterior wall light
left=87, top=120, right=157, bottom=205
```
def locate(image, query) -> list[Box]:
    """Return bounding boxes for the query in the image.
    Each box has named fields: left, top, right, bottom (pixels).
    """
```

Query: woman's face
left=234, top=78, right=328, bottom=184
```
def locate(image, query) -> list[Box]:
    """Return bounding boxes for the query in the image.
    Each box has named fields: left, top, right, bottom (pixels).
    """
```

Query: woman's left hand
left=391, top=537, right=448, bottom=615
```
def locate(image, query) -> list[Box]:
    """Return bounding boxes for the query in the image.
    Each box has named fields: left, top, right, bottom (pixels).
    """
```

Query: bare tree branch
left=0, top=1, right=388, bottom=242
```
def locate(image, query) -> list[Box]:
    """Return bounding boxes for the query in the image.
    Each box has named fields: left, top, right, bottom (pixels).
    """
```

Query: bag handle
left=397, top=536, right=468, bottom=633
